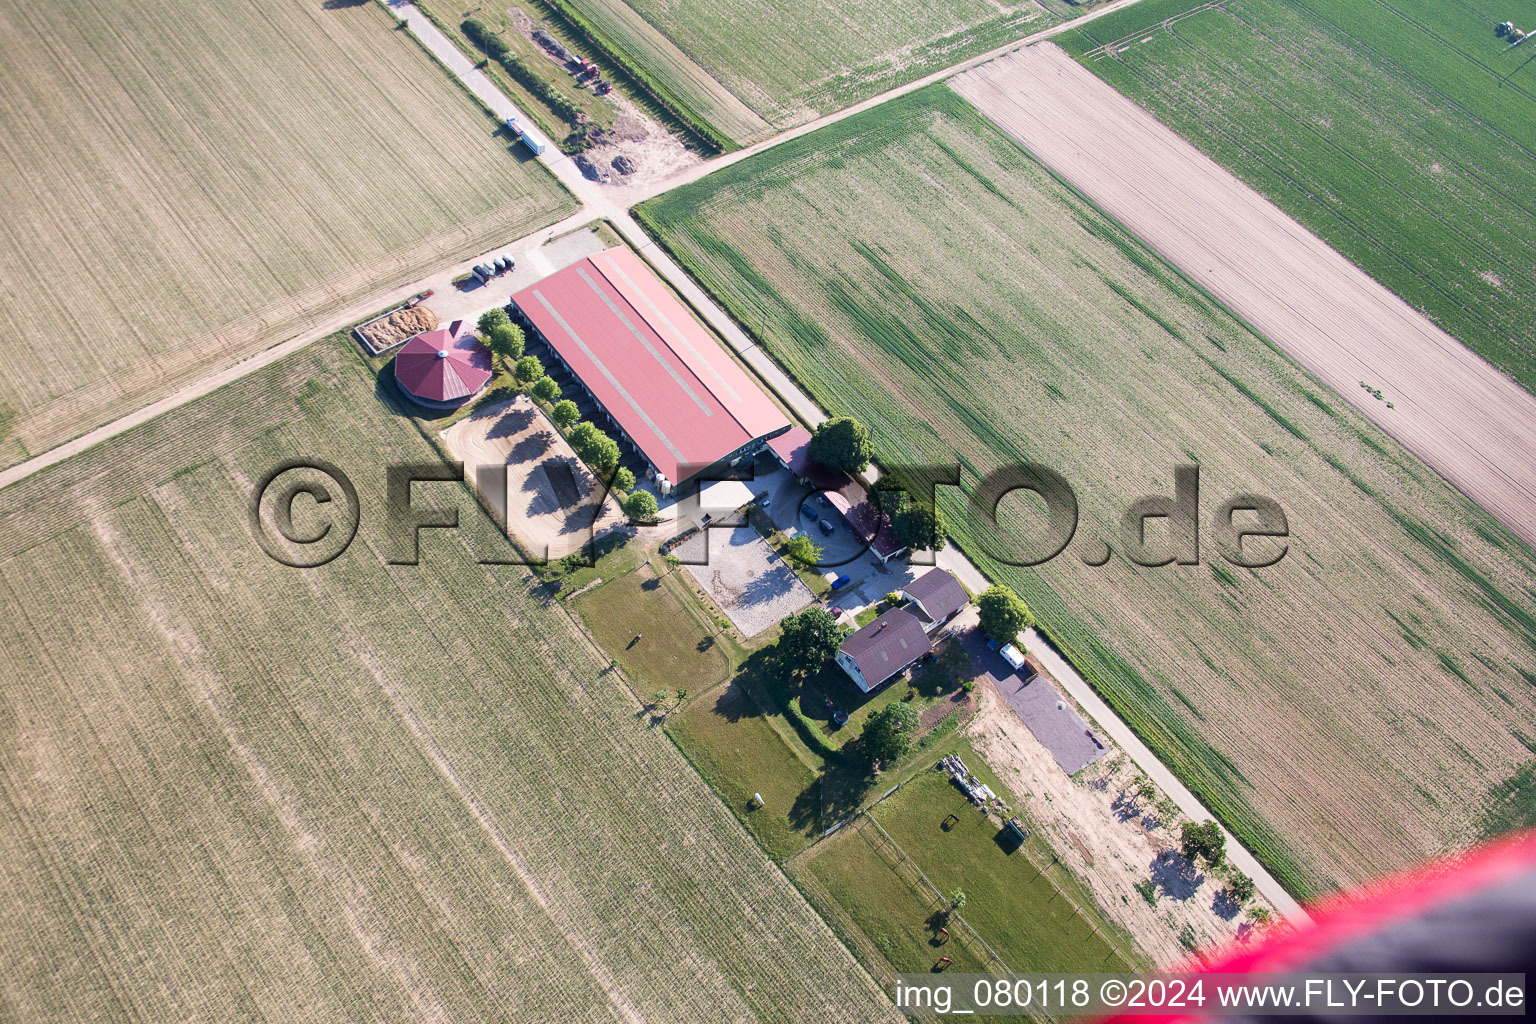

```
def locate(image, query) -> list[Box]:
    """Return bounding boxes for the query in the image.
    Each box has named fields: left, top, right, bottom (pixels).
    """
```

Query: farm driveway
left=960, top=626, right=1107, bottom=775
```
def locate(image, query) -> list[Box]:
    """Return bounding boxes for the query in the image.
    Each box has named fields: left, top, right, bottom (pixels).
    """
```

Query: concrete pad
left=684, top=525, right=813, bottom=637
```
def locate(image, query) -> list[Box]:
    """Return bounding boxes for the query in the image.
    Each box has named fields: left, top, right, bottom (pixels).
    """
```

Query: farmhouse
left=835, top=607, right=931, bottom=693
left=393, top=320, right=493, bottom=408
left=899, top=568, right=968, bottom=633
left=511, top=248, right=791, bottom=493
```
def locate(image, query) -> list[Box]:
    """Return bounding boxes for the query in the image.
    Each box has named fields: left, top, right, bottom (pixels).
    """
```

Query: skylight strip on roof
left=594, top=252, right=746, bottom=407
left=529, top=289, right=686, bottom=466
left=576, top=266, right=713, bottom=418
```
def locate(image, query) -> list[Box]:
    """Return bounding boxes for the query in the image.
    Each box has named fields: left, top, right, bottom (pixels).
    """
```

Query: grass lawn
left=573, top=563, right=731, bottom=696
left=636, top=84, right=1536, bottom=899
left=668, top=681, right=823, bottom=860
left=0, top=0, right=573, bottom=469
left=796, top=816, right=995, bottom=978
left=872, top=762, right=1139, bottom=972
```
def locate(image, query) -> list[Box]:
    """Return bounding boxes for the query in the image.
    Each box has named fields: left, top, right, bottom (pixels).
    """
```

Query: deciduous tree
left=485, top=322, right=524, bottom=363
left=477, top=307, right=511, bottom=336
left=774, top=607, right=846, bottom=680
left=623, top=490, right=658, bottom=521
left=809, top=416, right=873, bottom=474
left=784, top=534, right=822, bottom=566
left=551, top=400, right=579, bottom=428
left=1180, top=819, right=1226, bottom=867
left=892, top=499, right=948, bottom=552
left=863, top=702, right=919, bottom=763
left=530, top=375, right=560, bottom=403
left=977, top=584, right=1032, bottom=643
left=513, top=355, right=543, bottom=386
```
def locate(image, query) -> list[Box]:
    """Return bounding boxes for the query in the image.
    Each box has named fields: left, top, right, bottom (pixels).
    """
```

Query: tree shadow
left=710, top=681, right=756, bottom=724
left=736, top=564, right=795, bottom=606
left=789, top=780, right=820, bottom=834
left=509, top=432, right=554, bottom=465
left=322, top=0, right=368, bottom=8
left=1150, top=850, right=1204, bottom=902
left=487, top=404, right=537, bottom=441
left=1211, top=887, right=1243, bottom=921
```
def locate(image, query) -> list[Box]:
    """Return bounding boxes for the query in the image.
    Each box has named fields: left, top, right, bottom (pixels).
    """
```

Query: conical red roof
left=394, top=320, right=492, bottom=403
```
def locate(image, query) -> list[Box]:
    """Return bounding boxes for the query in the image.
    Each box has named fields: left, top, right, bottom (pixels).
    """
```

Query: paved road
left=0, top=0, right=1311, bottom=925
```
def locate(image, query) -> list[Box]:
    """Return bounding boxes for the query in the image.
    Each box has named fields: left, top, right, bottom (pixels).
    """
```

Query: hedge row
left=529, top=0, right=731, bottom=154
left=461, top=18, right=584, bottom=125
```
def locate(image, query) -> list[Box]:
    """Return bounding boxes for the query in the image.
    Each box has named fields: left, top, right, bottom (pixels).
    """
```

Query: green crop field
left=1057, top=0, right=1536, bottom=393
left=0, top=336, right=899, bottom=1022
left=0, top=0, right=573, bottom=471
left=637, top=87, right=1536, bottom=900
left=552, top=0, right=1061, bottom=142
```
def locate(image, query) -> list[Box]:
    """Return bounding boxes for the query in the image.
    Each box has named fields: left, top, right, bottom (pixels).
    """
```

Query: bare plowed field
left=952, top=43, right=1536, bottom=549
left=0, top=0, right=572, bottom=470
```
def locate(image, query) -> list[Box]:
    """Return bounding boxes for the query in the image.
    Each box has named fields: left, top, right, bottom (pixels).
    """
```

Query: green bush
left=623, top=490, right=658, bottom=521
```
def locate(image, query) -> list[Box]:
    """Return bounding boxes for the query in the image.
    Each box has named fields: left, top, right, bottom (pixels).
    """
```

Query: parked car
left=829, top=575, right=851, bottom=590
left=800, top=502, right=817, bottom=519
left=984, top=634, right=1001, bottom=651
left=818, top=518, right=835, bottom=535
left=999, top=643, right=1027, bottom=671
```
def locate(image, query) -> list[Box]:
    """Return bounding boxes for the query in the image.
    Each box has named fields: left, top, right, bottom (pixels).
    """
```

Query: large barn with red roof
left=510, top=247, right=791, bottom=491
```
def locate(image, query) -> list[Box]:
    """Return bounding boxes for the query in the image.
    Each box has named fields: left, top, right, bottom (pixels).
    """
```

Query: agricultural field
left=0, top=336, right=898, bottom=1022
left=1057, top=0, right=1536, bottom=394
left=553, top=0, right=1060, bottom=142
left=637, top=87, right=1536, bottom=900
left=0, top=0, right=573, bottom=471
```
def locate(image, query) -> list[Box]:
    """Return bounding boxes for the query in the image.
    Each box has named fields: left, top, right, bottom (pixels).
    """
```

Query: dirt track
left=953, top=44, right=1536, bottom=549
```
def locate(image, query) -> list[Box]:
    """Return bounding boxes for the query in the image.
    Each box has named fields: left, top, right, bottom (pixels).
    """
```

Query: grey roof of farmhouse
left=902, top=568, right=967, bottom=624
left=839, top=607, right=930, bottom=686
